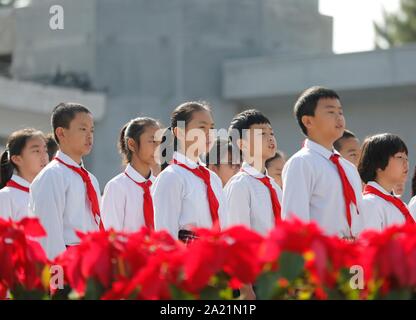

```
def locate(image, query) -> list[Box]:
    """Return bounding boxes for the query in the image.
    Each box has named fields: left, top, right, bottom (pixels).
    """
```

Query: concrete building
left=1, top=0, right=415, bottom=200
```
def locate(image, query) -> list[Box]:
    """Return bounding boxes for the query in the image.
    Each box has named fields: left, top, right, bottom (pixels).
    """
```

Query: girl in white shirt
left=0, top=128, right=48, bottom=221
left=101, top=117, right=161, bottom=232
left=358, top=133, right=414, bottom=231
left=152, top=101, right=227, bottom=243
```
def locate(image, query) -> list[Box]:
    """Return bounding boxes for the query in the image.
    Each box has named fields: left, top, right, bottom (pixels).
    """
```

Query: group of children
left=1, top=87, right=416, bottom=274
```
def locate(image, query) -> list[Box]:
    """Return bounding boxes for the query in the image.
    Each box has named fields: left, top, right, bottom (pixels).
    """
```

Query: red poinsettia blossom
left=259, top=218, right=361, bottom=291
left=55, top=229, right=129, bottom=295
left=181, top=226, right=263, bottom=293
left=0, top=217, right=48, bottom=297
left=359, top=223, right=416, bottom=290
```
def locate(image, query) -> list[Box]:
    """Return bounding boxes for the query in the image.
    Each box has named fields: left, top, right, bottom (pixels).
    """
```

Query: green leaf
left=255, top=271, right=280, bottom=300
left=382, top=288, right=412, bottom=300
left=199, top=286, right=222, bottom=300
left=278, top=252, right=304, bottom=282
left=84, top=278, right=105, bottom=300
left=169, top=285, right=196, bottom=300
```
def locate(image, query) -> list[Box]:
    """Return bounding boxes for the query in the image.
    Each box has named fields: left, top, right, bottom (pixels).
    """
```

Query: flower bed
left=1, top=217, right=416, bottom=300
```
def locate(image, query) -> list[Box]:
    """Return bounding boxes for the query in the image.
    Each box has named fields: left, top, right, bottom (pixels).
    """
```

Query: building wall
left=7, top=0, right=333, bottom=187
left=254, top=88, right=416, bottom=202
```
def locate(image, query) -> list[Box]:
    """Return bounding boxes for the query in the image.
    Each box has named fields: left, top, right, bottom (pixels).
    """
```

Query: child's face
left=209, top=158, right=240, bottom=187
left=266, top=157, right=286, bottom=188
left=178, top=110, right=215, bottom=158
left=304, top=98, right=345, bottom=143
left=338, top=137, right=361, bottom=167
left=13, top=136, right=49, bottom=178
left=378, top=152, right=409, bottom=186
left=135, top=125, right=161, bottom=166
left=242, top=123, right=276, bottom=165
left=61, top=112, right=94, bottom=157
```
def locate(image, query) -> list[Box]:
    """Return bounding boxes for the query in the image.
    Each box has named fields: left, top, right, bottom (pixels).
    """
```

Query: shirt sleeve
left=152, top=170, right=184, bottom=239
left=224, top=176, right=251, bottom=229
left=101, top=180, right=126, bottom=231
left=28, top=169, right=66, bottom=260
left=359, top=197, right=383, bottom=233
left=282, top=156, right=313, bottom=222
left=0, top=191, right=13, bottom=220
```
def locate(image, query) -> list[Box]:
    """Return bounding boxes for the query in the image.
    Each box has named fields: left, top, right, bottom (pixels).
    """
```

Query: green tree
left=375, top=0, right=416, bottom=48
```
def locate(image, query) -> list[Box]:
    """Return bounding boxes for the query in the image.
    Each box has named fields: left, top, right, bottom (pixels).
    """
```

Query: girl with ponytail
left=151, top=101, right=227, bottom=243
left=0, top=128, right=48, bottom=220
left=101, top=117, right=161, bottom=232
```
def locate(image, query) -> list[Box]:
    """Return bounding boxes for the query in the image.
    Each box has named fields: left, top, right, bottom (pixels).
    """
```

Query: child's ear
left=10, top=155, right=22, bottom=167
left=55, top=127, right=65, bottom=142
left=127, top=138, right=137, bottom=153
left=301, top=115, right=313, bottom=131
left=173, top=126, right=185, bottom=141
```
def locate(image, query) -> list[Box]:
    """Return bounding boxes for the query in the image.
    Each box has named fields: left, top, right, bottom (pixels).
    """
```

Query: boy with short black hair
left=334, top=129, right=361, bottom=167
left=282, top=87, right=365, bottom=239
left=29, top=102, right=102, bottom=259
left=225, top=109, right=282, bottom=235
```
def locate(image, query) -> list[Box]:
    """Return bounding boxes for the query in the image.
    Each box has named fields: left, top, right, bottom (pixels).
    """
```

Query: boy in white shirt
left=224, top=109, right=281, bottom=300
left=282, top=86, right=365, bottom=239
left=29, top=103, right=102, bottom=259
left=333, top=129, right=361, bottom=168
left=225, top=109, right=282, bottom=235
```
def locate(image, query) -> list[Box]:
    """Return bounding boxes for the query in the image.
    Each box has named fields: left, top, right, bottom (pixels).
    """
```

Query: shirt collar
left=241, top=162, right=267, bottom=178
left=125, top=163, right=154, bottom=183
left=55, top=150, right=84, bottom=168
left=367, top=181, right=394, bottom=196
left=304, top=138, right=340, bottom=160
left=173, top=151, right=204, bottom=169
left=11, top=174, right=30, bottom=188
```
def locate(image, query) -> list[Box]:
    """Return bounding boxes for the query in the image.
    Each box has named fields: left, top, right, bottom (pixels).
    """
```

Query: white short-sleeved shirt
left=101, top=164, right=155, bottom=232
left=152, top=151, right=227, bottom=239
left=224, top=162, right=283, bottom=236
left=362, top=181, right=414, bottom=231
left=0, top=175, right=31, bottom=221
left=282, top=139, right=365, bottom=238
left=29, top=151, right=101, bottom=259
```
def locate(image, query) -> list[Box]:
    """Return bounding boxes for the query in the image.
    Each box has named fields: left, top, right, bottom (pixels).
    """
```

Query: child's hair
left=170, top=101, right=212, bottom=150
left=294, top=86, right=340, bottom=136
left=204, top=138, right=238, bottom=167
left=412, top=166, right=416, bottom=197
left=45, top=133, right=59, bottom=161
left=0, top=128, right=46, bottom=189
left=334, top=129, right=357, bottom=152
left=51, top=102, right=91, bottom=144
left=118, top=117, right=160, bottom=164
left=265, top=150, right=286, bottom=169
left=228, top=109, right=271, bottom=154
left=229, top=109, right=271, bottom=139
left=358, top=133, right=408, bottom=184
